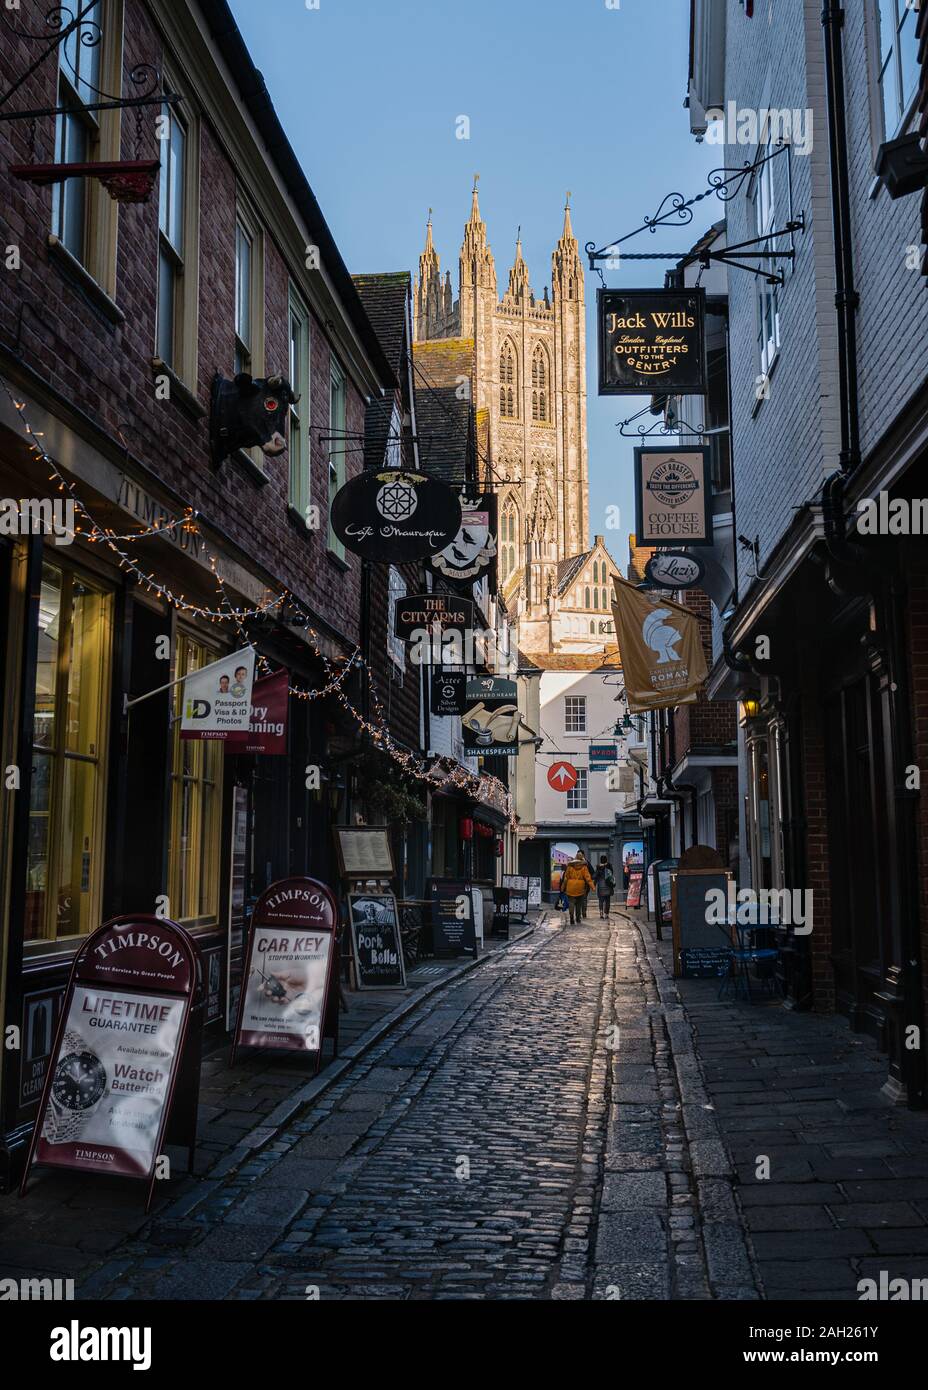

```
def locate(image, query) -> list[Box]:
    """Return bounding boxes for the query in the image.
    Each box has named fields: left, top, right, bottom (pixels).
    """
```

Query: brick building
left=0, top=0, right=401, bottom=1183
left=683, top=0, right=928, bottom=1105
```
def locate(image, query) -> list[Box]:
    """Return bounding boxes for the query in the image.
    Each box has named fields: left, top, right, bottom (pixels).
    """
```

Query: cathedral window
left=602, top=587, right=608, bottom=610
left=531, top=345, right=550, bottom=422
left=501, top=498, right=519, bottom=582
left=499, top=341, right=518, bottom=418
left=585, top=586, right=590, bottom=609
left=592, top=560, right=599, bottom=583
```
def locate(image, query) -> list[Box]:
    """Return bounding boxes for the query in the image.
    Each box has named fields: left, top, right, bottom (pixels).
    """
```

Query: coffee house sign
left=634, top=446, right=713, bottom=547
left=598, top=288, right=706, bottom=395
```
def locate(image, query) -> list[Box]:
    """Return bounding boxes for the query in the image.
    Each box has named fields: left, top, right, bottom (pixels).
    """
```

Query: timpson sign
left=634, top=446, right=713, bottom=547
left=598, top=288, right=706, bottom=395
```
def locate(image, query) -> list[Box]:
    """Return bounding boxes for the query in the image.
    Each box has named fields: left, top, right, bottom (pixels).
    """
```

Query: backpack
left=605, top=867, right=616, bottom=890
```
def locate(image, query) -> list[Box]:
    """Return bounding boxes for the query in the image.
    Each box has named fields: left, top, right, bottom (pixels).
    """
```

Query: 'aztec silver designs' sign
left=634, top=447, right=713, bottom=547
left=330, top=469, right=462, bottom=562
left=644, top=551, right=707, bottom=590
left=598, top=288, right=706, bottom=395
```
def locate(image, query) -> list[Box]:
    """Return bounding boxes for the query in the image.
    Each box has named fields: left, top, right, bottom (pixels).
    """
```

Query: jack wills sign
left=598, top=288, right=706, bottom=395
left=330, top=469, right=462, bottom=563
left=394, top=592, right=474, bottom=641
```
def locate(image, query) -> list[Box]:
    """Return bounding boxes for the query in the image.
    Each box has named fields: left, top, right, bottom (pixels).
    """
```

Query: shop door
left=824, top=674, right=891, bottom=1038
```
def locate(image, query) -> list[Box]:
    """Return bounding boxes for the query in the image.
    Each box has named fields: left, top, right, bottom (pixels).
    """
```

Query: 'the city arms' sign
left=598, top=288, right=706, bottom=395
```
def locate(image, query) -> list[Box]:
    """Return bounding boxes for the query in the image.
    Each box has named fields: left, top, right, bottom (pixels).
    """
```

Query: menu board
left=626, top=870, right=644, bottom=909
left=334, top=826, right=395, bottom=878
left=671, top=870, right=733, bottom=978
left=349, top=894, right=406, bottom=989
left=502, top=874, right=528, bottom=918
left=430, top=880, right=478, bottom=959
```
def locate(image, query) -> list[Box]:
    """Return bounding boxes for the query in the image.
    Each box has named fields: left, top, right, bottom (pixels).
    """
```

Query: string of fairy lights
left=1, top=376, right=515, bottom=826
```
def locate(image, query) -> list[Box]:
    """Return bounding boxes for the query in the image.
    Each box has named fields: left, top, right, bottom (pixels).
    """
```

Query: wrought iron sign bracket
left=586, top=142, right=804, bottom=286
left=616, top=403, right=709, bottom=440
left=0, top=3, right=180, bottom=124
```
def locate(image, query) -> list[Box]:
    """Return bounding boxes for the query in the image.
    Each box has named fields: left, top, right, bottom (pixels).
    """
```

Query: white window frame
left=567, top=769, right=588, bottom=812
left=750, top=138, right=780, bottom=385
left=871, top=0, right=920, bottom=147
left=564, top=695, right=587, bottom=734
left=387, top=567, right=406, bottom=676
left=154, top=71, right=199, bottom=389
left=234, top=196, right=264, bottom=378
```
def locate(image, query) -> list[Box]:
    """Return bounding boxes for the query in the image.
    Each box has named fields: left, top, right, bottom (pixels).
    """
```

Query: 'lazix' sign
left=598, top=288, right=706, bottom=395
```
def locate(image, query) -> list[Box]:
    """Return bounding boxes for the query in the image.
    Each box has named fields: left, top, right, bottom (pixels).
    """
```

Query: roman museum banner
left=611, top=576, right=709, bottom=713
left=598, top=288, right=706, bottom=395
left=634, top=447, right=713, bottom=547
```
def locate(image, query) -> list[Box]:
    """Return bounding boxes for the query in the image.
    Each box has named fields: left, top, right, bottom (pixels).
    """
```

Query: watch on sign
left=45, top=1028, right=107, bottom=1143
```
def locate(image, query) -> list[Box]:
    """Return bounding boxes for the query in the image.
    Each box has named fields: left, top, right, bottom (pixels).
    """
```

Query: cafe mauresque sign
left=330, top=469, right=462, bottom=563
left=598, top=288, right=706, bottom=395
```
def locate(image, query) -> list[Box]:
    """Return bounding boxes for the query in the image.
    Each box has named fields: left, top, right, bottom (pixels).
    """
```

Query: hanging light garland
left=1, top=376, right=517, bottom=827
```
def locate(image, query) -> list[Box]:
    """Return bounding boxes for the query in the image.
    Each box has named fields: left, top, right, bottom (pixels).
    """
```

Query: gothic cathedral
left=413, top=180, right=618, bottom=655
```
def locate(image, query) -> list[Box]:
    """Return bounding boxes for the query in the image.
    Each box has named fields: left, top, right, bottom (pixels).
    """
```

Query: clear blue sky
left=228, top=0, right=713, bottom=568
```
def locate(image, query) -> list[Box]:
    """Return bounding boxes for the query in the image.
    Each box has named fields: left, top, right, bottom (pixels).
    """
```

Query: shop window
left=169, top=632, right=223, bottom=926
left=26, top=562, right=113, bottom=943
left=567, top=769, right=588, bottom=811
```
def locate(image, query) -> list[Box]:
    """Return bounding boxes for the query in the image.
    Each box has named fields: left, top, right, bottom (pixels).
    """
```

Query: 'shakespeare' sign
left=393, top=592, right=474, bottom=641
left=181, top=646, right=256, bottom=740
left=598, top=288, right=706, bottom=395
left=634, top=447, right=713, bottom=547
left=330, top=469, right=462, bottom=563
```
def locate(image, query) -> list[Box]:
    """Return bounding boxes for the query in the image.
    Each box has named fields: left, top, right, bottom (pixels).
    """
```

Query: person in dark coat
left=594, top=856, right=616, bottom=918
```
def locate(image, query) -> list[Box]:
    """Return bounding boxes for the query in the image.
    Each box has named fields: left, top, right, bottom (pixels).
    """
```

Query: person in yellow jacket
left=562, top=852, right=595, bottom=924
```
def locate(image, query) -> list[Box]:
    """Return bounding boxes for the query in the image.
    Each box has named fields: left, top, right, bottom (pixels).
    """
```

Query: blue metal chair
left=718, top=921, right=779, bottom=1002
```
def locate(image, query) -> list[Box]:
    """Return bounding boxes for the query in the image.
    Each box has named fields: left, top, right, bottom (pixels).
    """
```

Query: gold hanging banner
left=611, top=576, right=708, bottom=713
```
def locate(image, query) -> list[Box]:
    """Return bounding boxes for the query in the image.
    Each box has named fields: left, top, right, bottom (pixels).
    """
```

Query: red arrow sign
left=547, top=761, right=578, bottom=792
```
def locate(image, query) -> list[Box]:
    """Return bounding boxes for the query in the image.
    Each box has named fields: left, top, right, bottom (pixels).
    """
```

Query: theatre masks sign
left=430, top=493, right=498, bottom=588
left=635, top=447, right=712, bottom=547
left=598, top=288, right=706, bottom=395
left=330, top=469, right=462, bottom=563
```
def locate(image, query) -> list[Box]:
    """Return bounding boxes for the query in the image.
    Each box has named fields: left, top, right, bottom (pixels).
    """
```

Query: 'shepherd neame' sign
left=598, top=288, right=706, bottom=395
left=330, top=469, right=462, bottom=563
left=634, top=447, right=713, bottom=547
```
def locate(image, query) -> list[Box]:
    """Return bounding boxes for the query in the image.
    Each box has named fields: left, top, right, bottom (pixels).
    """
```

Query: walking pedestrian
left=594, top=856, right=616, bottom=918
left=576, top=850, right=592, bottom=919
left=562, top=852, right=594, bottom=925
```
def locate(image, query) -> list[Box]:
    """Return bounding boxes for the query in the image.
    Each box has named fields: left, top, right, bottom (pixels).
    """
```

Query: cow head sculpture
left=209, top=371, right=297, bottom=467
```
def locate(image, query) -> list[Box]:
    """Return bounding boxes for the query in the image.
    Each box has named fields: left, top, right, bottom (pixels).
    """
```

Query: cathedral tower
left=414, top=186, right=612, bottom=654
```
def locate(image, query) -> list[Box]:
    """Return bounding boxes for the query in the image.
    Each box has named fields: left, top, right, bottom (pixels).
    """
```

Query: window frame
left=168, top=630, right=224, bottom=929
left=872, top=0, right=920, bottom=147
left=233, top=195, right=265, bottom=379
left=567, top=768, right=589, bottom=812
left=288, top=284, right=312, bottom=519
left=327, top=357, right=347, bottom=560
left=564, top=695, right=587, bottom=734
left=154, top=72, right=200, bottom=389
left=750, top=137, right=781, bottom=386
left=25, top=557, right=113, bottom=951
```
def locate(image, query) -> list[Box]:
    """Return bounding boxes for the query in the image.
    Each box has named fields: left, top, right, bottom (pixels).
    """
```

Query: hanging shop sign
left=393, top=592, right=474, bottom=641
left=547, top=761, right=578, bottom=792
left=462, top=676, right=521, bottom=757
left=429, top=493, right=498, bottom=588
left=180, top=646, right=256, bottom=740
left=22, top=915, right=202, bottom=1210
left=527, top=876, right=543, bottom=909
left=651, top=856, right=679, bottom=941
left=231, top=877, right=339, bottom=1068
left=430, top=880, right=478, bottom=959
left=634, top=447, right=713, bottom=547
left=20, top=987, right=63, bottom=1111
left=589, top=742, right=618, bottom=772
left=431, top=669, right=467, bottom=716
left=671, top=869, right=734, bottom=979
left=611, top=575, right=709, bottom=713
left=598, top=288, right=706, bottom=395
left=644, top=551, right=706, bottom=590
left=330, top=469, right=462, bottom=563
left=348, top=893, right=406, bottom=990
left=224, top=668, right=289, bottom=755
